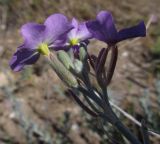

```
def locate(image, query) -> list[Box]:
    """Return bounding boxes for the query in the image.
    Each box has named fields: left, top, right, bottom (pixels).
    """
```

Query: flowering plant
left=10, top=11, right=147, bottom=144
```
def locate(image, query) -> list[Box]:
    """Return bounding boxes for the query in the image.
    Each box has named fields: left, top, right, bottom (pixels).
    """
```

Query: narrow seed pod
left=96, top=48, right=105, bottom=69
left=96, top=48, right=109, bottom=74
left=48, top=53, right=78, bottom=88
left=57, top=50, right=74, bottom=70
left=105, top=46, right=118, bottom=86
left=68, top=89, right=98, bottom=117
left=88, top=55, right=97, bottom=70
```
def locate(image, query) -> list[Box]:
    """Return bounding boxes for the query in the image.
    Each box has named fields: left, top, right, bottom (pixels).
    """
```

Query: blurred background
left=0, top=0, right=160, bottom=143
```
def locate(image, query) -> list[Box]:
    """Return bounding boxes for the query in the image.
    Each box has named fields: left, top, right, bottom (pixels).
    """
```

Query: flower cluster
left=10, top=10, right=146, bottom=72
left=9, top=11, right=147, bottom=144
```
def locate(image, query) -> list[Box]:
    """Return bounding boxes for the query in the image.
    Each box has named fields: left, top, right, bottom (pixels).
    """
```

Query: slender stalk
left=109, top=100, right=160, bottom=139
left=141, top=120, right=150, bottom=144
left=101, top=108, right=142, bottom=144
left=101, top=88, right=142, bottom=144
left=83, top=94, right=101, bottom=113
left=115, top=120, right=142, bottom=144
left=78, top=87, right=102, bottom=107
left=80, top=46, right=143, bottom=143
left=110, top=100, right=141, bottom=127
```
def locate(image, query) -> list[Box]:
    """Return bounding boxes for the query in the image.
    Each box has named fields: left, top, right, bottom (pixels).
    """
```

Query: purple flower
left=68, top=18, right=92, bottom=45
left=86, top=11, right=146, bottom=45
left=55, top=18, right=92, bottom=54
left=10, top=13, right=73, bottom=72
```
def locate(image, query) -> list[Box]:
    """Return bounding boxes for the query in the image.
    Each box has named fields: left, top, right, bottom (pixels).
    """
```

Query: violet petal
left=86, top=11, right=118, bottom=43
left=77, top=22, right=93, bottom=41
left=44, top=13, right=73, bottom=43
left=86, top=20, right=107, bottom=42
left=21, top=23, right=45, bottom=49
left=96, top=11, right=117, bottom=43
left=117, top=21, right=146, bottom=42
left=68, top=18, right=79, bottom=39
left=9, top=48, right=40, bottom=71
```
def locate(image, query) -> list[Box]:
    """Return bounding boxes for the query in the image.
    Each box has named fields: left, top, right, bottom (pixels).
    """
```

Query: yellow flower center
left=70, top=38, right=79, bottom=46
left=38, top=43, right=50, bottom=56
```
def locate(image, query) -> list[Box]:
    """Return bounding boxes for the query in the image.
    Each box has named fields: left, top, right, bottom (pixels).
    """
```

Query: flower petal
left=44, top=13, right=73, bottom=43
left=87, top=11, right=117, bottom=43
left=76, top=22, right=92, bottom=41
left=68, top=18, right=79, bottom=39
left=87, top=20, right=106, bottom=42
left=9, top=48, right=40, bottom=71
left=96, top=11, right=117, bottom=42
left=21, top=23, right=46, bottom=49
left=117, top=21, right=146, bottom=42
left=49, top=34, right=69, bottom=51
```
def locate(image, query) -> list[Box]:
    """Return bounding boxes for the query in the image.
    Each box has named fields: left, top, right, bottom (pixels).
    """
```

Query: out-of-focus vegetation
left=0, top=0, right=155, bottom=28
left=151, top=37, right=160, bottom=56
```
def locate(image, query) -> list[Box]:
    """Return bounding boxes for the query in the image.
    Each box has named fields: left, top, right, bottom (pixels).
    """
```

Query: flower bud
left=48, top=53, right=78, bottom=88
left=74, top=59, right=83, bottom=74
left=79, top=47, right=87, bottom=61
left=57, top=50, right=74, bottom=70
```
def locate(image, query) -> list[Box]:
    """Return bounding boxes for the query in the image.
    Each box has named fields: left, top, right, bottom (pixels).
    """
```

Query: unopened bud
left=74, top=59, right=83, bottom=74
left=57, top=50, right=74, bottom=70
left=79, top=47, right=87, bottom=61
left=48, top=53, right=78, bottom=88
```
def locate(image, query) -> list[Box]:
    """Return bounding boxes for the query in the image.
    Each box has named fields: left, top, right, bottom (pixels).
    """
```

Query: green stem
left=101, top=88, right=142, bottom=144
